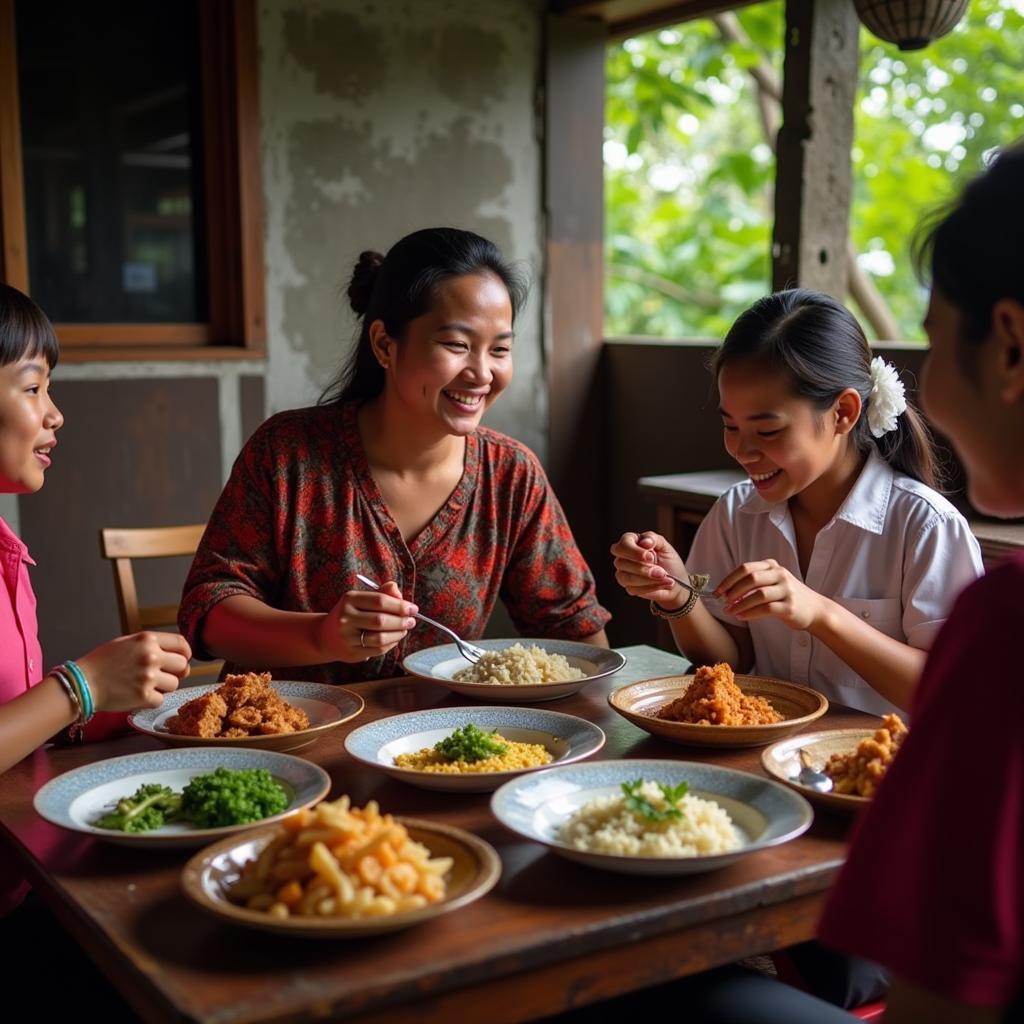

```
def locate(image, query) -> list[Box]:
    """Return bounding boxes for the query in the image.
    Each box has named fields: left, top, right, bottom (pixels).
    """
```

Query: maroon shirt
left=179, top=402, right=610, bottom=684
left=819, top=552, right=1024, bottom=1012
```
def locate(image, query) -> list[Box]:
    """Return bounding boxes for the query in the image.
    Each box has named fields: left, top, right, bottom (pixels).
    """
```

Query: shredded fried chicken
left=657, top=663, right=783, bottom=726
left=823, top=713, right=908, bottom=797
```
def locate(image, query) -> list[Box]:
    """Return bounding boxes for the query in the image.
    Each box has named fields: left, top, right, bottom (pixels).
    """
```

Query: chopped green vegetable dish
left=181, top=767, right=288, bottom=827
left=94, top=768, right=288, bottom=832
left=94, top=783, right=182, bottom=833
left=434, top=723, right=508, bottom=763
left=621, top=779, right=689, bottom=823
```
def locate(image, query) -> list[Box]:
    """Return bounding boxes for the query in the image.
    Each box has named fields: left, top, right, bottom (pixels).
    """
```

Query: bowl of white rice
left=491, top=759, right=813, bottom=875
left=402, top=640, right=626, bottom=703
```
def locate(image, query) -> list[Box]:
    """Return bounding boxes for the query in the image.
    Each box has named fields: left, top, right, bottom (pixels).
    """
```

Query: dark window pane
left=16, top=1, right=208, bottom=323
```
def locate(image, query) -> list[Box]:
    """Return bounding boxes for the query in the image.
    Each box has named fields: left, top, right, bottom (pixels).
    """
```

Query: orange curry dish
left=823, top=713, right=908, bottom=798
left=656, top=662, right=783, bottom=726
left=166, top=672, right=310, bottom=738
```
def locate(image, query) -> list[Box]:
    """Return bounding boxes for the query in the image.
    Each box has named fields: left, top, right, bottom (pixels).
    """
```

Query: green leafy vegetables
left=94, top=768, right=288, bottom=833
left=95, top=783, right=182, bottom=833
left=434, top=723, right=508, bottom=763
left=621, top=779, right=689, bottom=823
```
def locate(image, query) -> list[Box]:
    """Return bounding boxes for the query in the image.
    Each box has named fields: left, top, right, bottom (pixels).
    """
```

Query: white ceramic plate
left=182, top=818, right=501, bottom=938
left=402, top=639, right=626, bottom=703
left=129, top=681, right=364, bottom=752
left=33, top=748, right=331, bottom=848
left=344, top=706, right=606, bottom=792
left=491, top=758, right=813, bottom=875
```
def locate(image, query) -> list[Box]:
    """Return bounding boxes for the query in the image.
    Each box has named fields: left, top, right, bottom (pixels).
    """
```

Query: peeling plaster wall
left=260, top=0, right=547, bottom=458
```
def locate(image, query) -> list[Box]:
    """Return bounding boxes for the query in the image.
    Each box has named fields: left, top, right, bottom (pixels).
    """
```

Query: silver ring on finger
left=359, top=629, right=367, bottom=649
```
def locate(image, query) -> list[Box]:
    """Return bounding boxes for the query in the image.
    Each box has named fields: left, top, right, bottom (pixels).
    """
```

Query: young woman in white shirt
left=611, top=288, right=983, bottom=714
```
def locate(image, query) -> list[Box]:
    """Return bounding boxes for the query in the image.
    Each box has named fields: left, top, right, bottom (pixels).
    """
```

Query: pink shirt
left=0, top=516, right=43, bottom=700
left=0, top=515, right=41, bottom=915
left=819, top=553, right=1024, bottom=1011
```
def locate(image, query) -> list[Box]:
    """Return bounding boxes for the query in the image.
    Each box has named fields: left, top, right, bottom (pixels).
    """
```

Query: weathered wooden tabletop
left=0, top=646, right=866, bottom=1024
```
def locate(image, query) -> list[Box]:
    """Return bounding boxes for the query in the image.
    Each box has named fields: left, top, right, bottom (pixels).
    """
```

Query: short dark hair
left=712, top=288, right=941, bottom=489
left=912, top=142, right=1024, bottom=368
left=0, top=283, right=59, bottom=368
left=321, top=227, right=528, bottom=405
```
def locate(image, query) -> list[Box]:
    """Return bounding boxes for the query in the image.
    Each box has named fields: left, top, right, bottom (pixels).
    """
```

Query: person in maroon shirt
left=180, top=228, right=610, bottom=683
left=815, top=142, right=1024, bottom=1024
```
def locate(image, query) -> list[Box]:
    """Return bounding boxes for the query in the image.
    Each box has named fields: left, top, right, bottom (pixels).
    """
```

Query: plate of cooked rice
left=130, top=673, right=364, bottom=752
left=344, top=706, right=606, bottom=792
left=609, top=663, right=828, bottom=749
left=401, top=639, right=626, bottom=702
left=491, top=759, right=812, bottom=875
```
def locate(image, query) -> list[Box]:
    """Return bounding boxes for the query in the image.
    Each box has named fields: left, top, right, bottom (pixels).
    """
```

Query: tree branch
left=712, top=11, right=900, bottom=340
left=608, top=262, right=720, bottom=309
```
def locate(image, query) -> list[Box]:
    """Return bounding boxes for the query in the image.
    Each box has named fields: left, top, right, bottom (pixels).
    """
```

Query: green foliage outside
left=605, top=0, right=1024, bottom=341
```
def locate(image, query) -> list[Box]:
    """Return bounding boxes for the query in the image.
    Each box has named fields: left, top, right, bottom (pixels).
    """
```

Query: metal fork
left=662, top=572, right=722, bottom=602
left=354, top=574, right=486, bottom=663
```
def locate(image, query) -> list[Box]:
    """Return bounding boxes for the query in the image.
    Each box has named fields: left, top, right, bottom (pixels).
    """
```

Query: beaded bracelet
left=50, top=665, right=87, bottom=741
left=61, top=660, right=95, bottom=722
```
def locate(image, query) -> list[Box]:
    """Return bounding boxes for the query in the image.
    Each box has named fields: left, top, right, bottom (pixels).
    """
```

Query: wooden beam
left=0, top=0, right=29, bottom=290
left=772, top=0, right=859, bottom=297
left=544, top=13, right=608, bottom=590
left=551, top=0, right=760, bottom=39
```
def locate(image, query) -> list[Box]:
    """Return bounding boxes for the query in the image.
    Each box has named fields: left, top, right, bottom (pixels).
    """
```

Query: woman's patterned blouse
left=178, top=402, right=610, bottom=684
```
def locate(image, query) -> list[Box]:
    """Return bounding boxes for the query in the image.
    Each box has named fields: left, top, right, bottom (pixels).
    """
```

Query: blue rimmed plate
left=491, top=758, right=813, bottom=875
left=402, top=639, right=626, bottom=703
left=344, top=706, right=606, bottom=792
left=33, top=747, right=331, bottom=849
left=129, top=681, right=364, bottom=752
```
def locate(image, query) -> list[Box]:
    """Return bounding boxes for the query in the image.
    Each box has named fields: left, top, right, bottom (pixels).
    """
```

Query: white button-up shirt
left=688, top=450, right=984, bottom=715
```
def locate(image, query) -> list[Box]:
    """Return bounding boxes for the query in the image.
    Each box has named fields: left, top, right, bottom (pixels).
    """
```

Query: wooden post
left=544, top=14, right=608, bottom=582
left=772, top=0, right=860, bottom=298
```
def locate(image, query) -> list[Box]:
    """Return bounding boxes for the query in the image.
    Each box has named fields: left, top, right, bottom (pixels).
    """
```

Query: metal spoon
left=791, top=748, right=833, bottom=793
left=353, top=574, right=485, bottom=663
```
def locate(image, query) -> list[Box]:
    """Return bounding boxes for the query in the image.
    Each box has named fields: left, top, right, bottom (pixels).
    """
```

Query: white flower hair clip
left=867, top=356, right=907, bottom=438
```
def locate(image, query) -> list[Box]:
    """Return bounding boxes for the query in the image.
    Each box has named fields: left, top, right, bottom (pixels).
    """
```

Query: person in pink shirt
left=0, top=282, right=191, bottom=781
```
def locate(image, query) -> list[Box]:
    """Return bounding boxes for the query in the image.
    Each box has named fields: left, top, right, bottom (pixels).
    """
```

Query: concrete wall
left=18, top=0, right=546, bottom=664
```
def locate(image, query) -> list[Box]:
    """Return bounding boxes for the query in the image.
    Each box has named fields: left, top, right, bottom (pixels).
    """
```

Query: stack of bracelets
left=649, top=572, right=712, bottom=620
left=49, top=660, right=94, bottom=741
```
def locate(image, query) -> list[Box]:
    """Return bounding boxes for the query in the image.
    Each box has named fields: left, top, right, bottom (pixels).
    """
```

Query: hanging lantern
left=853, top=0, right=969, bottom=51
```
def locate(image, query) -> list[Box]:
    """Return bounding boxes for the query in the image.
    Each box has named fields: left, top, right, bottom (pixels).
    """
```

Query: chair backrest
left=99, top=524, right=221, bottom=680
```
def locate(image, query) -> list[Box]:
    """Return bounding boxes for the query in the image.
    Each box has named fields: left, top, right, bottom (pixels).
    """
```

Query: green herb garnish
left=94, top=782, right=182, bottom=833
left=620, top=779, right=689, bottom=823
left=434, top=724, right=508, bottom=763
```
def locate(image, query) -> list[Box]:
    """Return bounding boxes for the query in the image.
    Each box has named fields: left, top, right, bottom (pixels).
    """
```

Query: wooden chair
left=99, top=524, right=222, bottom=682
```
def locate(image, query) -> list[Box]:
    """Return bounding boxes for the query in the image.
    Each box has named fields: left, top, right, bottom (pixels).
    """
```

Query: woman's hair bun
left=347, top=250, right=385, bottom=316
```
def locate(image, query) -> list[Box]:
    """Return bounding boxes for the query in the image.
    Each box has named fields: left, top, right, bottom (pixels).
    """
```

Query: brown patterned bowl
left=761, top=728, right=879, bottom=814
left=182, top=817, right=501, bottom=937
left=609, top=673, right=828, bottom=749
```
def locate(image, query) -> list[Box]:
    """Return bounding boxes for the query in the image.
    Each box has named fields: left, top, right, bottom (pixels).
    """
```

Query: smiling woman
left=179, top=228, right=611, bottom=685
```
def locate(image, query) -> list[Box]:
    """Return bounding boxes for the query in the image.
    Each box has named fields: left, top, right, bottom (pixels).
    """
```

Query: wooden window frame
left=0, top=0, right=265, bottom=362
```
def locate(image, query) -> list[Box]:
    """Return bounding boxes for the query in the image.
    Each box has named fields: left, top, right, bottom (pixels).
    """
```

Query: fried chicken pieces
left=167, top=672, right=310, bottom=738
left=657, top=662, right=783, bottom=726
left=823, top=713, right=908, bottom=797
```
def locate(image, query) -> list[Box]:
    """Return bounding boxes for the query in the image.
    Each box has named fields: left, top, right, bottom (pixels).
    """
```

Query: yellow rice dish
left=394, top=737, right=553, bottom=774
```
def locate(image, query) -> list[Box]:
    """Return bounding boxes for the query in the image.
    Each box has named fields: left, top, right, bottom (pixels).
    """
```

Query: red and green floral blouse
left=179, top=402, right=610, bottom=684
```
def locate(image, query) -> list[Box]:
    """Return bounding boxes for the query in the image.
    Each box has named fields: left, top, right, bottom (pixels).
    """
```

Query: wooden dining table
left=0, top=645, right=870, bottom=1024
